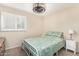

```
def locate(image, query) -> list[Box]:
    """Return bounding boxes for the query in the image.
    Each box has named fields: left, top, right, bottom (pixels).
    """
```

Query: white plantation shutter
left=16, top=15, right=26, bottom=30
left=1, top=12, right=27, bottom=31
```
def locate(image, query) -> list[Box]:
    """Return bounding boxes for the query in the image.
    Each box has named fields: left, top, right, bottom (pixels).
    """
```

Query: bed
left=22, top=32, right=65, bottom=56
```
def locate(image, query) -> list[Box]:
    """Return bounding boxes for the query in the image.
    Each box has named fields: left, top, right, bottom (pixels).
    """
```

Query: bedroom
left=0, top=3, right=79, bottom=56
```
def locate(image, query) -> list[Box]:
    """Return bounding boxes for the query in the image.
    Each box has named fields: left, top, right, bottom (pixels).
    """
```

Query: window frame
left=0, top=12, right=27, bottom=32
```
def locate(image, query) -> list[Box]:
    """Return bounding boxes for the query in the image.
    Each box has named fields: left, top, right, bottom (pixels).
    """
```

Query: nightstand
left=66, top=39, right=76, bottom=55
left=0, top=37, right=5, bottom=56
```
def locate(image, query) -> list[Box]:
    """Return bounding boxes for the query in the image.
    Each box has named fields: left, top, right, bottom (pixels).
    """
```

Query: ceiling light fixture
left=33, top=3, right=46, bottom=13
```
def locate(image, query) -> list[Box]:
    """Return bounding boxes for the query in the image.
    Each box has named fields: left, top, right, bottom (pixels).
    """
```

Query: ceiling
left=0, top=3, right=77, bottom=16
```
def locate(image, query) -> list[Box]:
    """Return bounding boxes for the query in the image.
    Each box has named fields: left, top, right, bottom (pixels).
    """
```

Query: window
left=1, top=12, right=27, bottom=31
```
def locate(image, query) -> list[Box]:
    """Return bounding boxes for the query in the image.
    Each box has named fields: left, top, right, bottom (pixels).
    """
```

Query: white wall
left=0, top=5, right=43, bottom=50
left=43, top=6, right=79, bottom=52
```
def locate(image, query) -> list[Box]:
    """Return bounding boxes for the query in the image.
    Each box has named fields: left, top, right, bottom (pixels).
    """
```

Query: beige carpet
left=4, top=47, right=27, bottom=56
left=4, top=47, right=79, bottom=56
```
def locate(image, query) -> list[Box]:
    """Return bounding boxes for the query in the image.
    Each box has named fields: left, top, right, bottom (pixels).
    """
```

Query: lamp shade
left=68, top=29, right=74, bottom=35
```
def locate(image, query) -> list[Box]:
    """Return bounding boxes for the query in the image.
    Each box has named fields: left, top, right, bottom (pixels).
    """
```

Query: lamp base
left=69, top=34, right=73, bottom=40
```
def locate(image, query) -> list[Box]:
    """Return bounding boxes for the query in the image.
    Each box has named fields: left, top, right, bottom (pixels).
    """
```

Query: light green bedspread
left=23, top=36, right=65, bottom=56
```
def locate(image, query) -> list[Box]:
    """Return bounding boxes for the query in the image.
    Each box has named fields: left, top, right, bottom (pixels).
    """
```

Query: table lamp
left=68, top=29, right=74, bottom=40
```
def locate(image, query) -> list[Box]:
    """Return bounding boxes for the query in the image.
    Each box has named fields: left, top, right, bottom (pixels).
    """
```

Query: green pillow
left=44, top=32, right=63, bottom=38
